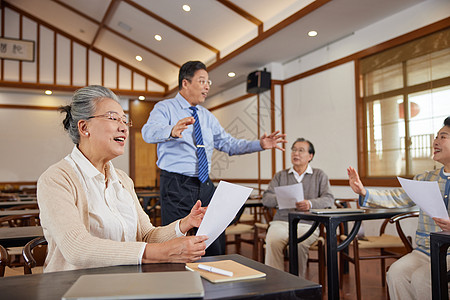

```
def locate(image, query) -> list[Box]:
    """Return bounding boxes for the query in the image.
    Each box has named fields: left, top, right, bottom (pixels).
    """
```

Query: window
left=360, top=28, right=450, bottom=177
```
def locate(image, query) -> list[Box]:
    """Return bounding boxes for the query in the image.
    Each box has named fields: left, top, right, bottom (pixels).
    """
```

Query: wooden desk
left=288, top=207, right=418, bottom=300
left=0, top=209, right=39, bottom=217
left=0, top=226, right=43, bottom=248
left=0, top=201, right=38, bottom=209
left=0, top=254, right=321, bottom=299
left=430, top=231, right=450, bottom=300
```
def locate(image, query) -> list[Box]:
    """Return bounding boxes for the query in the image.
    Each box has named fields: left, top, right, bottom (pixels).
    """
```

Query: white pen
left=197, top=264, right=233, bottom=277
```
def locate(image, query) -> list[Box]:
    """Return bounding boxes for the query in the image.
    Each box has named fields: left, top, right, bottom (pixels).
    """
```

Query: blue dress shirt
left=141, top=93, right=263, bottom=177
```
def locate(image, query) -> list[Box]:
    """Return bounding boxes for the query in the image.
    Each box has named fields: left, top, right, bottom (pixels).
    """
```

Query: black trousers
left=159, top=170, right=226, bottom=256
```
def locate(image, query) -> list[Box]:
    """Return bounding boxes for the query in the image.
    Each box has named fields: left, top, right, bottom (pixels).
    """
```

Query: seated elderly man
left=262, top=138, right=334, bottom=277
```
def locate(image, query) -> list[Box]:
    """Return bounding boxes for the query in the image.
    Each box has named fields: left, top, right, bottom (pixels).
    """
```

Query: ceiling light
left=45, top=90, right=52, bottom=95
left=308, top=30, right=318, bottom=37
left=154, top=34, right=162, bottom=41
left=138, top=96, right=145, bottom=101
left=135, top=55, right=143, bottom=61
left=182, top=5, right=191, bottom=12
left=227, top=72, right=236, bottom=78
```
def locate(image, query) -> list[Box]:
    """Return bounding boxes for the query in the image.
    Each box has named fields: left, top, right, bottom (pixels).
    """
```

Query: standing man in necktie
left=142, top=61, right=286, bottom=256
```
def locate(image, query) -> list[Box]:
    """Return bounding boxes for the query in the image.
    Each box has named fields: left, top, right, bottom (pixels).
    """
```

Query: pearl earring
left=85, top=132, right=89, bottom=136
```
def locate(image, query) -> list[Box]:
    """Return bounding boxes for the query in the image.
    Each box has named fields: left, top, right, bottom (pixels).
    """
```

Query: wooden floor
left=226, top=235, right=397, bottom=300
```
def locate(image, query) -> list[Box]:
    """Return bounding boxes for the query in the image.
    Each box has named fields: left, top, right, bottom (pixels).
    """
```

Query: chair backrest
left=4, top=204, right=39, bottom=211
left=0, top=244, right=9, bottom=277
left=23, top=236, right=47, bottom=274
left=389, top=211, right=420, bottom=253
left=335, top=198, right=360, bottom=209
left=0, top=213, right=40, bottom=227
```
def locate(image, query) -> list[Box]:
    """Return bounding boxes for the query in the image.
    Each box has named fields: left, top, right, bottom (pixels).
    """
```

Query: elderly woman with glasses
left=37, top=85, right=208, bottom=272
left=262, top=138, right=334, bottom=277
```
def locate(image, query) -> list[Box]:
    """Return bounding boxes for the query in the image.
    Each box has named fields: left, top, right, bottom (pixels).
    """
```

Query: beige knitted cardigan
left=37, top=159, right=177, bottom=272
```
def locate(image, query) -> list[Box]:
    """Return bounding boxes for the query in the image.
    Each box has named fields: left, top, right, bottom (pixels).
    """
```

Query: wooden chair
left=336, top=199, right=413, bottom=300
left=254, top=206, right=326, bottom=295
left=0, top=213, right=40, bottom=267
left=23, top=236, right=47, bottom=274
left=0, top=213, right=40, bottom=227
left=0, top=244, right=9, bottom=277
left=225, top=205, right=256, bottom=259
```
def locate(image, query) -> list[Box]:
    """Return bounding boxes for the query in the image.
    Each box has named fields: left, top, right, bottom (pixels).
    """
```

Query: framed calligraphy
left=0, top=37, right=35, bottom=62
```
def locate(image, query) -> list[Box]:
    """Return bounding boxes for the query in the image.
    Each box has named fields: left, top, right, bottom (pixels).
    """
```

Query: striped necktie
left=189, top=106, right=209, bottom=183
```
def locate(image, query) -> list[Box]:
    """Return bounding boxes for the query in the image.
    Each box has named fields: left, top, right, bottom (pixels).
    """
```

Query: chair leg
left=381, top=249, right=386, bottom=287
left=318, top=243, right=326, bottom=296
left=339, top=251, right=345, bottom=290
left=235, top=234, right=241, bottom=254
left=353, top=242, right=362, bottom=300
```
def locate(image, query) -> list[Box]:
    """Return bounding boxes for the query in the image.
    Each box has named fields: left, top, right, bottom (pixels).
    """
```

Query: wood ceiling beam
left=217, top=0, right=263, bottom=35
left=90, top=0, right=120, bottom=49
left=123, top=0, right=219, bottom=54
left=0, top=81, right=165, bottom=98
left=50, top=0, right=99, bottom=25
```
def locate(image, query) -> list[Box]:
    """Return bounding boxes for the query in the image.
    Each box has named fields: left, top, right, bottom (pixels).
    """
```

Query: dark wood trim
left=270, top=88, right=276, bottom=176
left=355, top=59, right=366, bottom=178
left=1, top=4, right=4, bottom=81
left=90, top=0, right=119, bottom=49
left=18, top=14, right=22, bottom=82
left=51, top=0, right=99, bottom=25
left=329, top=179, right=349, bottom=186
left=70, top=39, right=73, bottom=86
left=36, top=23, right=40, bottom=83
left=0, top=104, right=59, bottom=111
left=53, top=31, right=57, bottom=85
left=211, top=178, right=271, bottom=185
left=208, top=93, right=255, bottom=111
left=217, top=0, right=263, bottom=34
left=129, top=99, right=136, bottom=181
left=257, top=94, right=261, bottom=193
left=0, top=181, right=37, bottom=187
left=123, top=0, right=219, bottom=54
left=207, top=0, right=331, bottom=71
left=280, top=82, right=286, bottom=170
left=86, top=47, right=89, bottom=85
left=0, top=103, right=129, bottom=114
left=0, top=81, right=164, bottom=98
left=116, top=62, right=119, bottom=89
left=101, top=56, right=104, bottom=86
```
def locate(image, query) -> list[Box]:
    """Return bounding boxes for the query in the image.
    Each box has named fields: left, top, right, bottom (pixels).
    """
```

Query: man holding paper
left=262, top=138, right=334, bottom=276
left=347, top=116, right=450, bottom=300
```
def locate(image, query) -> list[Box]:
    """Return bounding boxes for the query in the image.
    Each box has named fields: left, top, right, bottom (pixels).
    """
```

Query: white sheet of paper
left=274, top=182, right=304, bottom=209
left=397, top=177, right=449, bottom=219
left=196, top=181, right=253, bottom=249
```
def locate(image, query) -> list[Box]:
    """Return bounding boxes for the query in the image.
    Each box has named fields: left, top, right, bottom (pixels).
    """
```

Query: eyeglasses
left=198, top=79, right=212, bottom=86
left=291, top=148, right=307, bottom=153
left=88, top=112, right=133, bottom=127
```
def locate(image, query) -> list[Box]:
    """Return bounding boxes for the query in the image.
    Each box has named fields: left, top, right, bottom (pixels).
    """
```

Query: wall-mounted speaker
left=246, top=70, right=271, bottom=94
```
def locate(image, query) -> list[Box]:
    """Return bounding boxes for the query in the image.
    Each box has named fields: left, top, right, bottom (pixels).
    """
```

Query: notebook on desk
left=61, top=271, right=204, bottom=300
left=186, top=260, right=266, bottom=283
left=310, top=208, right=365, bottom=214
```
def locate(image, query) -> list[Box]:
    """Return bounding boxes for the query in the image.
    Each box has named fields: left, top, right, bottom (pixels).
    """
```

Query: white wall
left=0, top=91, right=130, bottom=182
